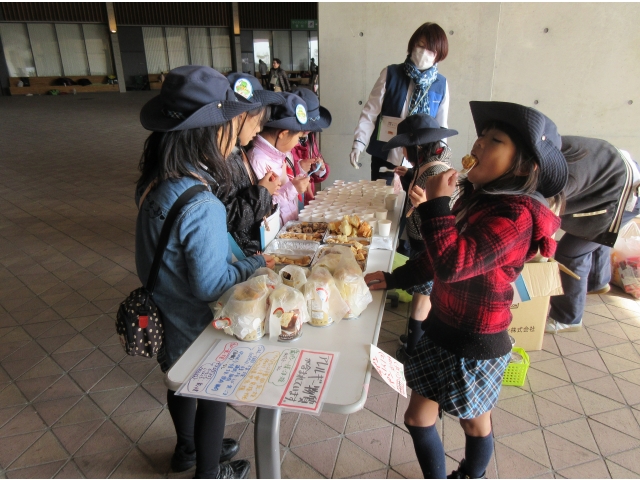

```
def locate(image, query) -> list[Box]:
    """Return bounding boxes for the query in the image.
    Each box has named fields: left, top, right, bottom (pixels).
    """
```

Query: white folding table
left=166, top=192, right=406, bottom=479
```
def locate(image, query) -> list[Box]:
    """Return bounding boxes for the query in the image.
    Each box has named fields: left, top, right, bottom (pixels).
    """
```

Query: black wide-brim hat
left=140, top=65, right=261, bottom=132
left=469, top=101, right=568, bottom=198
left=291, top=87, right=331, bottom=132
left=227, top=72, right=284, bottom=107
left=382, top=113, right=458, bottom=151
left=264, top=92, right=310, bottom=132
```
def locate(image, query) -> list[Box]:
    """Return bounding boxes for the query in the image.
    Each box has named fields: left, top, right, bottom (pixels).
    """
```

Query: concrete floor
left=1, top=92, right=640, bottom=479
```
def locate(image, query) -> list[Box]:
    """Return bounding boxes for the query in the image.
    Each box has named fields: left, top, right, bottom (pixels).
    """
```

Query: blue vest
left=367, top=64, right=447, bottom=160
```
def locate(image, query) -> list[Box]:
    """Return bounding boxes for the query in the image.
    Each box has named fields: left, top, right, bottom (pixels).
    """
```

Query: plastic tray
left=502, top=347, right=530, bottom=387
left=276, top=221, right=329, bottom=242
left=264, top=239, right=320, bottom=268
left=312, top=244, right=370, bottom=273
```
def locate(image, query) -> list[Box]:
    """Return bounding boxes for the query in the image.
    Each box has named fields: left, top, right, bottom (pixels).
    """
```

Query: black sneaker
left=171, top=438, right=239, bottom=472
left=216, top=459, right=251, bottom=479
left=396, top=346, right=410, bottom=364
left=447, top=460, right=486, bottom=479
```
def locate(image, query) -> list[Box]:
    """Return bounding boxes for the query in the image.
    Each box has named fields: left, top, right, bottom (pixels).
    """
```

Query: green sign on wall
left=291, top=19, right=318, bottom=30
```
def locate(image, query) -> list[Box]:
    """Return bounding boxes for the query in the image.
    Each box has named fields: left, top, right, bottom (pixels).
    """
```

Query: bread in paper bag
left=279, top=265, right=308, bottom=290
left=333, top=257, right=373, bottom=318
left=303, top=267, right=349, bottom=327
left=268, top=284, right=310, bottom=341
left=211, top=275, right=271, bottom=341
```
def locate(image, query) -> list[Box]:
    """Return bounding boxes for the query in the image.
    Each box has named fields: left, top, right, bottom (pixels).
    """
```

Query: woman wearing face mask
left=209, top=73, right=284, bottom=256
left=350, top=22, right=450, bottom=184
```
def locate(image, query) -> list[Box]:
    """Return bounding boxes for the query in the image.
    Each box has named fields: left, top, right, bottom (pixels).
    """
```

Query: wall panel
left=114, top=3, right=230, bottom=27
left=1, top=2, right=107, bottom=23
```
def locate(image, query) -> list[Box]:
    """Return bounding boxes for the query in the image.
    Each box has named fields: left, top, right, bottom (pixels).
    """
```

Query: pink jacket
left=291, top=142, right=330, bottom=206
left=248, top=135, right=299, bottom=224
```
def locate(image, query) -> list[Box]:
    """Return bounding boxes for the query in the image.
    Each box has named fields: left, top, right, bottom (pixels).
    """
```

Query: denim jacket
left=135, top=173, right=265, bottom=371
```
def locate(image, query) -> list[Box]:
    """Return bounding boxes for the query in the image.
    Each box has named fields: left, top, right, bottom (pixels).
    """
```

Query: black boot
left=216, top=459, right=251, bottom=479
left=447, top=460, right=486, bottom=479
left=171, top=438, right=239, bottom=472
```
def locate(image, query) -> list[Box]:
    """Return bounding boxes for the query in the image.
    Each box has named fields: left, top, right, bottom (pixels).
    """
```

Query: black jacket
left=212, top=149, right=274, bottom=256
left=561, top=136, right=638, bottom=247
left=268, top=67, right=291, bottom=92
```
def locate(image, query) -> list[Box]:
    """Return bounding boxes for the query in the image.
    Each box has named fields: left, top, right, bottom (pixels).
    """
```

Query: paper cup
left=368, top=219, right=378, bottom=234
left=312, top=213, right=325, bottom=222
left=299, top=213, right=312, bottom=222
left=375, top=179, right=387, bottom=185
left=375, top=210, right=388, bottom=220
left=378, top=220, right=392, bottom=236
left=385, top=194, right=398, bottom=210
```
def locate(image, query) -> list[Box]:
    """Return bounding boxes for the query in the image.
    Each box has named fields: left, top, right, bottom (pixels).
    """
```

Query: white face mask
left=411, top=47, right=437, bottom=71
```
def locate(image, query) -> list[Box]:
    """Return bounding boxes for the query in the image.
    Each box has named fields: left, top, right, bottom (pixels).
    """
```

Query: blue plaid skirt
left=405, top=248, right=433, bottom=296
left=405, top=335, right=510, bottom=419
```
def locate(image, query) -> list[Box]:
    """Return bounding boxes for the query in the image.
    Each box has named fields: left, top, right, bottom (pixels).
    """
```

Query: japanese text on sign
left=279, top=350, right=335, bottom=412
left=370, top=344, right=407, bottom=397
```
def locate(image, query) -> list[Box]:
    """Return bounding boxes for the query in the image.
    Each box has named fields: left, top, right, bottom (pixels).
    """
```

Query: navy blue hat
left=140, top=66, right=261, bottom=132
left=291, top=87, right=331, bottom=132
left=264, top=92, right=309, bottom=132
left=469, top=101, right=568, bottom=198
left=226, top=72, right=284, bottom=107
left=382, top=114, right=458, bottom=151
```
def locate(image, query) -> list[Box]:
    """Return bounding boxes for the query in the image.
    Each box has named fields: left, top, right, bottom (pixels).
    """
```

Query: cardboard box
left=508, top=261, right=564, bottom=351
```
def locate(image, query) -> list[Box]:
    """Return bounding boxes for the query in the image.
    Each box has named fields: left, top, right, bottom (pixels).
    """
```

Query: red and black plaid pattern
left=390, top=194, right=561, bottom=335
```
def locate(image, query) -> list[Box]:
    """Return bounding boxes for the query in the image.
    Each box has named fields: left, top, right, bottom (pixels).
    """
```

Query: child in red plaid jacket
left=366, top=101, right=566, bottom=478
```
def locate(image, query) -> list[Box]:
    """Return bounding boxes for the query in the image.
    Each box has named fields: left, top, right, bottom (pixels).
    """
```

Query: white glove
left=350, top=142, right=365, bottom=169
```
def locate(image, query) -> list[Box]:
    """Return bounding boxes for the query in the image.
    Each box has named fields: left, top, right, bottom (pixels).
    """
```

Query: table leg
left=254, top=407, right=282, bottom=479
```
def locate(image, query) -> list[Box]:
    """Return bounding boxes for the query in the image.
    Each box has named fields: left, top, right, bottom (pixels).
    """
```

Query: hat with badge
left=469, top=101, right=568, bottom=198
left=291, top=87, right=331, bottom=132
left=140, top=66, right=261, bottom=132
left=382, top=114, right=458, bottom=151
left=226, top=72, right=284, bottom=107
left=264, top=92, right=309, bottom=132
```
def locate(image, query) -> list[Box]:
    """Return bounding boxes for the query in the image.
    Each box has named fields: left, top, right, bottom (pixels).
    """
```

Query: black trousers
left=370, top=155, right=396, bottom=185
left=167, top=389, right=227, bottom=478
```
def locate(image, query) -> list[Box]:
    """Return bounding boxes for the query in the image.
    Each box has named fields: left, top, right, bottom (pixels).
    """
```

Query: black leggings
left=167, top=389, right=227, bottom=479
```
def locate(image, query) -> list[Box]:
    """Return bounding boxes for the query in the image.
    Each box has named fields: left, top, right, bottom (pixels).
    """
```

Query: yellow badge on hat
left=233, top=78, right=253, bottom=100
left=295, top=104, right=308, bottom=124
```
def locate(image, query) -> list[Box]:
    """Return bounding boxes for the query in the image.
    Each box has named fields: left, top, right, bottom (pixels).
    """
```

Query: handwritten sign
left=278, top=350, right=335, bottom=412
left=177, top=341, right=338, bottom=414
left=370, top=344, right=407, bottom=397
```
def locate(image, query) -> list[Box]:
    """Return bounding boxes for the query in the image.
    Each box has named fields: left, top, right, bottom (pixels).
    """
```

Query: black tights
left=167, top=389, right=227, bottom=479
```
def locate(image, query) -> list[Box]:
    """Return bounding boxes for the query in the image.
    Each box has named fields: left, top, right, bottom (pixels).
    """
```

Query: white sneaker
left=545, top=318, right=583, bottom=334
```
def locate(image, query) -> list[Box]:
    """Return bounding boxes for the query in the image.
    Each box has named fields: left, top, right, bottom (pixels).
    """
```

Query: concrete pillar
left=105, top=2, right=126, bottom=92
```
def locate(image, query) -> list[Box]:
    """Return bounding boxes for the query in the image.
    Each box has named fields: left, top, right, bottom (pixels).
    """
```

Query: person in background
left=291, top=86, right=332, bottom=206
left=350, top=22, right=450, bottom=184
left=310, top=57, right=318, bottom=87
left=366, top=101, right=565, bottom=479
left=545, top=137, right=640, bottom=333
left=136, top=66, right=275, bottom=479
left=210, top=73, right=284, bottom=256
left=258, top=59, right=268, bottom=87
left=382, top=114, right=459, bottom=364
left=248, top=93, right=310, bottom=224
left=268, top=58, right=291, bottom=93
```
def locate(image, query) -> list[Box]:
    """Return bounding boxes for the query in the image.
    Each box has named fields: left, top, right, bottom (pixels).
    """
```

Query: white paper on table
left=176, top=340, right=339, bottom=415
left=370, top=344, right=407, bottom=397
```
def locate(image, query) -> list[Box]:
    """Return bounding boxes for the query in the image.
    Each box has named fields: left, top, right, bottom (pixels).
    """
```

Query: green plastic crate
left=502, top=347, right=530, bottom=387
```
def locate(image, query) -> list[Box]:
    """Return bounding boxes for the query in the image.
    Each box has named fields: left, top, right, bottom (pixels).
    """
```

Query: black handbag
left=116, top=184, right=208, bottom=357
